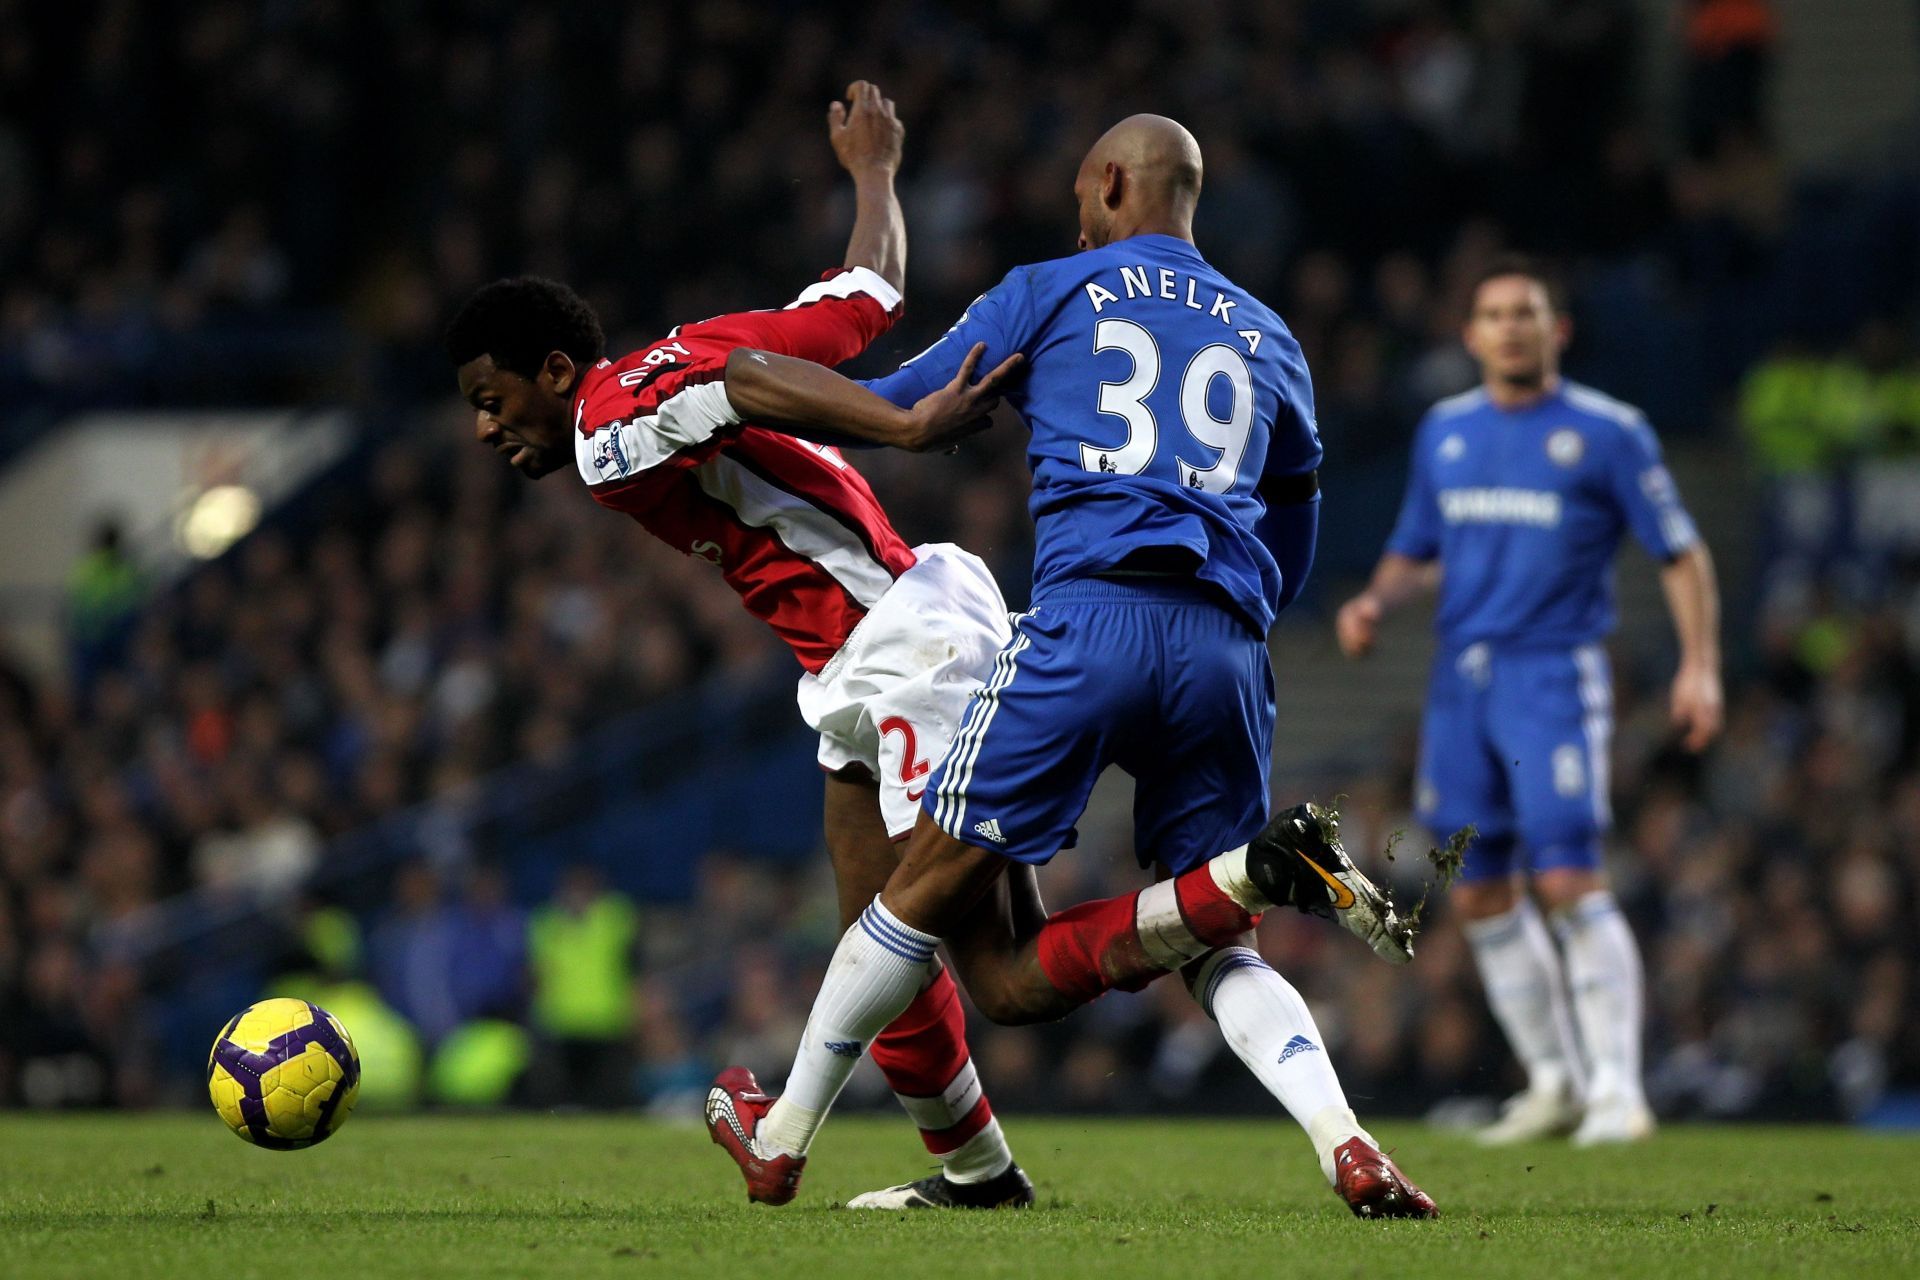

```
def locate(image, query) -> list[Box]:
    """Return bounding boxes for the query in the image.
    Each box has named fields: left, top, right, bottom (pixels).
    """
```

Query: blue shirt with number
left=1384, top=381, right=1700, bottom=651
left=865, top=233, right=1319, bottom=633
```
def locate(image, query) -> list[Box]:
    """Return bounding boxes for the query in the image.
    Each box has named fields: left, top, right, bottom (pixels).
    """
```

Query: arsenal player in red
left=447, top=83, right=1029, bottom=1209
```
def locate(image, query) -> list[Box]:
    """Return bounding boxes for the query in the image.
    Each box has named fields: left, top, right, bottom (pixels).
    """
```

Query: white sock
left=761, top=899, right=938, bottom=1156
left=1551, top=890, right=1646, bottom=1106
left=1190, top=947, right=1372, bottom=1184
left=1462, top=898, right=1586, bottom=1100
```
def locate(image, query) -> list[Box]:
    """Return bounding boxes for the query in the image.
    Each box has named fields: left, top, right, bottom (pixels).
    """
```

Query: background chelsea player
left=1336, top=258, right=1723, bottom=1147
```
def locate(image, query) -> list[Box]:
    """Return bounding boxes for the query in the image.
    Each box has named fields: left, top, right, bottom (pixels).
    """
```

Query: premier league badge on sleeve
left=590, top=422, right=631, bottom=480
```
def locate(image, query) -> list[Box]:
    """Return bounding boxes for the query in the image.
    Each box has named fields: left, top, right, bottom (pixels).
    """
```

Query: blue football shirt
left=1384, top=380, right=1699, bottom=650
left=865, top=233, right=1319, bottom=633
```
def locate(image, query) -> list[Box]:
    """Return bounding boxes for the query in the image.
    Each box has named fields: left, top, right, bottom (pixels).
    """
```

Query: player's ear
left=542, top=350, right=578, bottom=396
left=1103, top=161, right=1124, bottom=210
left=1554, top=314, right=1573, bottom=351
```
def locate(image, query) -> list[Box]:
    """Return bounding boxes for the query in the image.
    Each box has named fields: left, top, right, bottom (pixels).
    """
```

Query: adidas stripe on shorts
left=924, top=575, right=1274, bottom=874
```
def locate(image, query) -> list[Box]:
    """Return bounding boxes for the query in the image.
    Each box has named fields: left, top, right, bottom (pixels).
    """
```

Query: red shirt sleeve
left=674, top=265, right=902, bottom=368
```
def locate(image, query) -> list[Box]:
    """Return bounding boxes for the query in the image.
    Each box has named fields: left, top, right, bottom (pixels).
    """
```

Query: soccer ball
left=207, top=998, right=361, bottom=1149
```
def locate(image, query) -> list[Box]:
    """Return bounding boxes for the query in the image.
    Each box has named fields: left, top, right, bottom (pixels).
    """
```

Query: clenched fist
left=1336, top=593, right=1383, bottom=658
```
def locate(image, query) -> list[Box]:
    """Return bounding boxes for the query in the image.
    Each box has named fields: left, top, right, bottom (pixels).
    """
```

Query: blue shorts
left=923, top=576, right=1274, bottom=874
left=1417, top=641, right=1613, bottom=883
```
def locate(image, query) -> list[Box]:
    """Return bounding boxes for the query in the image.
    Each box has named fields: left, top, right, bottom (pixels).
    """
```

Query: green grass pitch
left=2, top=1114, right=1915, bottom=1278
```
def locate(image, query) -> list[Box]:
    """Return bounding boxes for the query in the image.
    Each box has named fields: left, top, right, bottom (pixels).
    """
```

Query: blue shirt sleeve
left=1255, top=364, right=1321, bottom=613
left=1256, top=493, right=1319, bottom=614
left=1383, top=417, right=1442, bottom=560
left=1261, top=335, right=1324, bottom=480
left=1607, top=416, right=1699, bottom=561
left=862, top=269, right=1034, bottom=408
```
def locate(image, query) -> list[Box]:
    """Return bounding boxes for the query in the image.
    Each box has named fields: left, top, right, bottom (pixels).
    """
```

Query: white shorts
left=797, top=543, right=1013, bottom=838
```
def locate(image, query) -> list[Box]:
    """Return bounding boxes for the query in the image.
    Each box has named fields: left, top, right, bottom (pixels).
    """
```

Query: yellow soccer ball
left=207, top=998, right=361, bottom=1149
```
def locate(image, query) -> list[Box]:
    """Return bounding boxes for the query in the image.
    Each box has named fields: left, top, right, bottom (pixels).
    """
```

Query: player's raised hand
left=829, top=80, right=903, bottom=177
left=903, top=342, right=1024, bottom=452
left=1336, top=593, right=1383, bottom=658
left=1669, top=663, right=1723, bottom=752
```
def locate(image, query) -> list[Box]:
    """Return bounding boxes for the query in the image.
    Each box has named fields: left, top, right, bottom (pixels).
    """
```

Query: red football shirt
left=573, top=267, right=918, bottom=674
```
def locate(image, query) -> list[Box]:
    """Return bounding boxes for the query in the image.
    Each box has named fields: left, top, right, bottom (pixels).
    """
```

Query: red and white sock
left=1034, top=845, right=1267, bottom=1003
left=870, top=968, right=1013, bottom=1184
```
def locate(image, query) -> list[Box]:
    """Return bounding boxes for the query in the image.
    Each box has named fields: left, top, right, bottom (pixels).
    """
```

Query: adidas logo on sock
left=1277, top=1034, right=1320, bottom=1064
left=972, top=818, right=1007, bottom=844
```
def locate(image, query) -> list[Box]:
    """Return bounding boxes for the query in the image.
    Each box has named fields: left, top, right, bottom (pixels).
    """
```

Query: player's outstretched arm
left=724, top=342, right=1022, bottom=452
left=1335, top=554, right=1439, bottom=658
left=832, top=81, right=906, bottom=296
left=1342, top=428, right=1444, bottom=657
left=1660, top=541, right=1723, bottom=751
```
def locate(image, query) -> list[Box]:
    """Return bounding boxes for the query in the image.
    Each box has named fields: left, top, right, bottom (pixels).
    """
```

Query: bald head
left=1085, top=115, right=1203, bottom=198
left=1074, top=114, right=1204, bottom=250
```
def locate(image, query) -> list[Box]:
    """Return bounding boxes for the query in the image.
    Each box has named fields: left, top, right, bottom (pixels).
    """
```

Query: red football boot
left=705, top=1067, right=806, bottom=1205
left=1331, top=1136, right=1439, bottom=1219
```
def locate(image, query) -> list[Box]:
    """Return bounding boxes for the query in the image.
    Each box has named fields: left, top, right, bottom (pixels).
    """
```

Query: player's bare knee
left=887, top=839, right=1010, bottom=936
left=822, top=770, right=897, bottom=928
left=965, top=969, right=1060, bottom=1026
left=972, top=994, right=1044, bottom=1027
left=1452, top=877, right=1519, bottom=919
left=1532, top=867, right=1606, bottom=913
left=830, top=860, right=889, bottom=930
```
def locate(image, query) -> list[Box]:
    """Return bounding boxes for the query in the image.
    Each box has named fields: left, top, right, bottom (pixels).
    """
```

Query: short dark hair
left=445, top=277, right=606, bottom=379
left=1470, top=254, right=1568, bottom=314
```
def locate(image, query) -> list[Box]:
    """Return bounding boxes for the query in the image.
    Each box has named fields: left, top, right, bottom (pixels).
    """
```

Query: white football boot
left=1476, top=1081, right=1584, bottom=1146
left=1571, top=1094, right=1656, bottom=1147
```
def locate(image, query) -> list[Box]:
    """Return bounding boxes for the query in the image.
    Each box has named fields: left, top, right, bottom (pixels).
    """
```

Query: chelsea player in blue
left=708, top=115, right=1436, bottom=1218
left=1337, top=259, right=1723, bottom=1148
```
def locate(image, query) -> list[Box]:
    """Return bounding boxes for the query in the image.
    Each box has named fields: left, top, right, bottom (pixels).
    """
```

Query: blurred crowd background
left=3, top=0, right=1920, bottom=1127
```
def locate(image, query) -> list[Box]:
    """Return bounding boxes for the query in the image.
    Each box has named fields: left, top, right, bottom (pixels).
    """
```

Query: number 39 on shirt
left=1079, top=317, right=1255, bottom=494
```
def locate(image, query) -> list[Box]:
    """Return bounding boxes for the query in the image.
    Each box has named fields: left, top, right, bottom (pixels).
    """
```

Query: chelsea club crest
left=1546, top=428, right=1584, bottom=467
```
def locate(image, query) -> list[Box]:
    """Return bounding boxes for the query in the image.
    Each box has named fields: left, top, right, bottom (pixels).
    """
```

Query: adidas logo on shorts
left=972, top=818, right=1007, bottom=845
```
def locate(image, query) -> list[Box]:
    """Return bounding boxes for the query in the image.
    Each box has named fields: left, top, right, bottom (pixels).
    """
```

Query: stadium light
left=177, top=483, right=262, bottom=559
